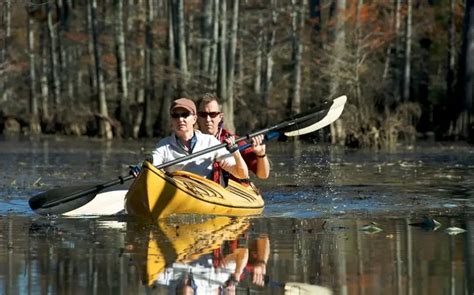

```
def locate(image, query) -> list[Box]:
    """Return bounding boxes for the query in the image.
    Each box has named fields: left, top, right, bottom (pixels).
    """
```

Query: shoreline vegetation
left=0, top=1, right=473, bottom=147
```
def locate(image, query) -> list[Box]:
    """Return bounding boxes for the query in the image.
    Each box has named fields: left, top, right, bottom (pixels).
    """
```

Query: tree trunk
left=1, top=0, right=11, bottom=63
left=201, top=0, right=213, bottom=80
left=159, top=0, right=175, bottom=137
left=140, top=0, right=155, bottom=137
left=114, top=0, right=132, bottom=138
left=261, top=0, right=277, bottom=107
left=27, top=12, right=41, bottom=134
left=254, top=16, right=263, bottom=95
left=287, top=0, right=305, bottom=116
left=308, top=0, right=321, bottom=45
left=90, top=0, right=113, bottom=139
left=40, top=27, right=50, bottom=121
left=454, top=0, right=474, bottom=140
left=354, top=0, right=362, bottom=109
left=447, top=0, right=456, bottom=100
left=218, top=0, right=228, bottom=123
left=210, top=0, right=219, bottom=88
left=329, top=0, right=347, bottom=144
left=225, top=0, right=239, bottom=132
left=402, top=0, right=412, bottom=102
left=48, top=5, right=61, bottom=107
left=329, top=0, right=346, bottom=98
left=133, top=48, right=146, bottom=139
left=87, top=0, right=97, bottom=103
left=176, top=0, right=188, bottom=95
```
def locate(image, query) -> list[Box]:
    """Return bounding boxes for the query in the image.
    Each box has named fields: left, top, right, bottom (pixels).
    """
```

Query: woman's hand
left=251, top=135, right=266, bottom=157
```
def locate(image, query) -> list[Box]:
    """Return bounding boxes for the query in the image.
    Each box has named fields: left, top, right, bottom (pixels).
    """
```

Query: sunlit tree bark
left=90, top=0, right=113, bottom=139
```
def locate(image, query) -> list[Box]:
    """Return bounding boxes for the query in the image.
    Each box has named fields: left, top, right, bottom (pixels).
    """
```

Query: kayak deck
left=125, top=161, right=264, bottom=220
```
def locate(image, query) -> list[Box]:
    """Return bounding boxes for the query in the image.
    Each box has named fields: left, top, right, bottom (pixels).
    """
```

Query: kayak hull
left=125, top=161, right=264, bottom=220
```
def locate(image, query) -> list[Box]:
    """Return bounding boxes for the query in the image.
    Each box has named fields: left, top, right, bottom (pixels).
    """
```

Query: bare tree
left=261, top=0, right=277, bottom=107
left=159, top=0, right=176, bottom=137
left=90, top=0, right=113, bottom=139
left=27, top=10, right=41, bottom=134
left=329, top=0, right=346, bottom=98
left=402, top=0, right=412, bottom=102
left=114, top=0, right=132, bottom=137
left=48, top=3, right=61, bottom=107
left=447, top=0, right=456, bottom=99
left=176, top=0, right=188, bottom=95
left=210, top=0, right=219, bottom=88
left=225, top=0, right=239, bottom=132
left=217, top=0, right=227, bottom=111
left=1, top=0, right=11, bottom=63
left=453, top=0, right=474, bottom=140
left=254, top=16, right=263, bottom=96
left=39, top=27, right=50, bottom=121
left=200, top=0, right=213, bottom=80
left=287, top=0, right=305, bottom=116
left=139, top=0, right=156, bottom=137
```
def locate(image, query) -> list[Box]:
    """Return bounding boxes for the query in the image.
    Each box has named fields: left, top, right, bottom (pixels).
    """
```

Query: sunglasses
left=171, top=112, right=193, bottom=119
left=198, top=111, right=221, bottom=118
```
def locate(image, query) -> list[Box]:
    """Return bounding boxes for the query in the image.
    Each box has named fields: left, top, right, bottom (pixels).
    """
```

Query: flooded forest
left=0, top=0, right=473, bottom=147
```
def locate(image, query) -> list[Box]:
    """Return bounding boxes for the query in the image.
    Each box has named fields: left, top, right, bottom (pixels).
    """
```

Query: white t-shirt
left=152, top=130, right=238, bottom=179
left=154, top=259, right=235, bottom=294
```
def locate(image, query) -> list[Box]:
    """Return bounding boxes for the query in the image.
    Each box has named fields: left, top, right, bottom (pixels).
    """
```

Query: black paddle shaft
left=30, top=100, right=334, bottom=211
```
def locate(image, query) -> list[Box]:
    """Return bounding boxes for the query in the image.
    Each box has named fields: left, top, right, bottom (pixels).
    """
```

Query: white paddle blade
left=284, top=282, right=332, bottom=295
left=63, top=190, right=127, bottom=216
left=284, top=95, right=347, bottom=137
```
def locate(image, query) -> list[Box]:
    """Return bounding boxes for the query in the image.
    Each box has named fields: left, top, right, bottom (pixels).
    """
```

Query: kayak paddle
left=29, top=95, right=347, bottom=215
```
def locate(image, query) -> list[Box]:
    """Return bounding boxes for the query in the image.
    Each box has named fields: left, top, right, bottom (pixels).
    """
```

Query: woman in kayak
left=140, top=97, right=249, bottom=181
left=196, top=93, right=270, bottom=184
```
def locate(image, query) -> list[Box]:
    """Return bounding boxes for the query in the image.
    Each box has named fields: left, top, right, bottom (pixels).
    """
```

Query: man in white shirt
left=150, top=98, right=248, bottom=180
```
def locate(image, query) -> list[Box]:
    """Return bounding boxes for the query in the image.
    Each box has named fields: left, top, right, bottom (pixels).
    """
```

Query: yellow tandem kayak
left=125, top=161, right=264, bottom=220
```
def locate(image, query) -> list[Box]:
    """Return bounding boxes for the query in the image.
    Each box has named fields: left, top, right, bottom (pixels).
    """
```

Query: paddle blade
left=62, top=190, right=127, bottom=216
left=29, top=185, right=98, bottom=215
left=284, top=95, right=347, bottom=136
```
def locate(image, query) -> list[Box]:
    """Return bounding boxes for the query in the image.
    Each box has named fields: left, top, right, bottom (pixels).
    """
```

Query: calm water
left=1, top=135, right=473, bottom=294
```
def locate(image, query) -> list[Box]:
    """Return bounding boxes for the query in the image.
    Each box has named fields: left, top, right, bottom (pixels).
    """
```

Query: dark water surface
left=1, top=135, right=473, bottom=294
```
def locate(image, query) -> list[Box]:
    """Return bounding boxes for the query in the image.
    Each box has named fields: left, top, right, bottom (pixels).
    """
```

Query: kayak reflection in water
left=130, top=97, right=249, bottom=182
left=156, top=233, right=270, bottom=294
left=196, top=93, right=270, bottom=185
left=125, top=217, right=270, bottom=294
